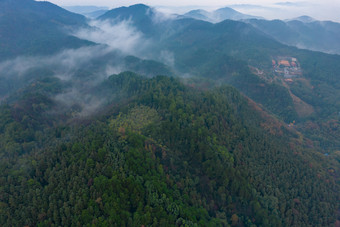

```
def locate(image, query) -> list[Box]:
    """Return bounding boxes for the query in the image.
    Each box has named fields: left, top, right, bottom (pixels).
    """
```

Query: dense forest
left=0, top=72, right=339, bottom=226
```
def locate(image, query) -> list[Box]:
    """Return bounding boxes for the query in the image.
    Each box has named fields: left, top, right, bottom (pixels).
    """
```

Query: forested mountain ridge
left=0, top=72, right=339, bottom=226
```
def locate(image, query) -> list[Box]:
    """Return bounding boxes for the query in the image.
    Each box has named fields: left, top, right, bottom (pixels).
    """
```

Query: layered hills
left=183, top=7, right=262, bottom=23
left=181, top=6, right=340, bottom=55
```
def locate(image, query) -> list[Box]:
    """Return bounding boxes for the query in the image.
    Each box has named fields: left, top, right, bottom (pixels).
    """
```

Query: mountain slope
left=246, top=18, right=340, bottom=54
left=0, top=72, right=338, bottom=226
left=153, top=18, right=299, bottom=122
left=0, top=0, right=92, bottom=59
left=141, top=13, right=340, bottom=150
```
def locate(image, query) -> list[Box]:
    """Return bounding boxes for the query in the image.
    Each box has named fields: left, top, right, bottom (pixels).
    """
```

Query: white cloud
left=54, top=87, right=106, bottom=117
left=0, top=45, right=114, bottom=80
left=73, top=19, right=150, bottom=57
left=0, top=45, right=124, bottom=116
left=149, top=7, right=176, bottom=23
left=159, top=50, right=174, bottom=66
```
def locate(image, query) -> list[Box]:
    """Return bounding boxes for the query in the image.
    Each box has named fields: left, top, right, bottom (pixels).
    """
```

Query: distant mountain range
left=63, top=5, right=108, bottom=14
left=182, top=7, right=262, bottom=23
left=245, top=18, right=340, bottom=54
left=84, top=9, right=109, bottom=18
left=63, top=5, right=109, bottom=18
left=1, top=1, right=340, bottom=58
left=289, top=16, right=316, bottom=23
left=181, top=7, right=340, bottom=55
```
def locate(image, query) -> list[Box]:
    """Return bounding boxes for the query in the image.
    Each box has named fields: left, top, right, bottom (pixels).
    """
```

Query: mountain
left=97, top=4, right=175, bottom=39
left=98, top=4, right=153, bottom=25
left=214, top=7, right=262, bottom=21
left=157, top=17, right=340, bottom=148
left=290, top=15, right=316, bottom=23
left=0, top=0, right=86, bottom=26
left=183, top=6, right=261, bottom=23
left=246, top=18, right=340, bottom=54
left=0, top=0, right=92, bottom=60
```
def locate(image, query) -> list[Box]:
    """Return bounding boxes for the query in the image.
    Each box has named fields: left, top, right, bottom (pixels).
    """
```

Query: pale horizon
left=40, top=0, right=340, bottom=22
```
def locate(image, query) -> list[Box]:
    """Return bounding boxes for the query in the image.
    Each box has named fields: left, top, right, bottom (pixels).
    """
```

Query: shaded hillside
left=0, top=0, right=92, bottom=59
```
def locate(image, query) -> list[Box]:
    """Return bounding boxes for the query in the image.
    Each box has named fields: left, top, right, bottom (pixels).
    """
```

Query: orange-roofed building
left=291, top=62, right=297, bottom=67
left=279, top=60, right=290, bottom=67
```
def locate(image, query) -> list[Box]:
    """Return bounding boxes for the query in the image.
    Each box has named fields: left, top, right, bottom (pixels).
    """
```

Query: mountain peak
left=111, top=3, right=151, bottom=13
left=129, top=3, right=150, bottom=9
left=290, top=15, right=315, bottom=23
left=214, top=6, right=238, bottom=14
left=98, top=4, right=152, bottom=21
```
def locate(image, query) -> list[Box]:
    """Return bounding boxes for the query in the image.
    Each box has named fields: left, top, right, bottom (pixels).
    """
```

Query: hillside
left=0, top=72, right=338, bottom=226
left=0, top=0, right=92, bottom=59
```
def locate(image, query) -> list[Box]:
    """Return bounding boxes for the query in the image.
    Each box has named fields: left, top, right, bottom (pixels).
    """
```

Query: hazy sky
left=45, top=0, right=340, bottom=22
